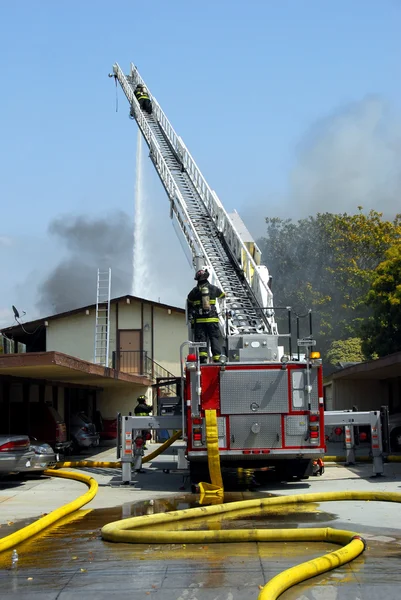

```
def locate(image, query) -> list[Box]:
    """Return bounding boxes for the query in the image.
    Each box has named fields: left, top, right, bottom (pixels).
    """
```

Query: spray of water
left=132, top=129, right=147, bottom=296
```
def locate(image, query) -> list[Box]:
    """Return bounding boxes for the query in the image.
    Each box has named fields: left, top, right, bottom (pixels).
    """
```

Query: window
left=292, top=371, right=304, bottom=408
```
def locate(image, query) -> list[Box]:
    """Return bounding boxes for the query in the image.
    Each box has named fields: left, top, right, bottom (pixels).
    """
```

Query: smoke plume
left=37, top=212, right=134, bottom=314
left=290, top=95, right=401, bottom=217
left=242, top=96, right=401, bottom=238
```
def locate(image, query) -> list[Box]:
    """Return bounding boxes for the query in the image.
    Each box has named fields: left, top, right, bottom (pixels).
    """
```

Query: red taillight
left=193, top=433, right=202, bottom=441
left=187, top=354, right=197, bottom=362
left=193, top=418, right=202, bottom=425
left=252, top=450, right=261, bottom=454
left=56, top=423, right=67, bottom=442
left=334, top=427, right=343, bottom=436
left=0, top=439, right=29, bottom=452
left=359, top=432, right=368, bottom=442
left=262, top=449, right=270, bottom=454
left=309, top=415, right=319, bottom=423
left=310, top=431, right=319, bottom=439
left=243, top=450, right=251, bottom=454
left=135, top=437, right=144, bottom=447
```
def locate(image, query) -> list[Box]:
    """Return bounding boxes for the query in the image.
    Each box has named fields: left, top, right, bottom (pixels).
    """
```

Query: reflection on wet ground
left=1, top=493, right=401, bottom=599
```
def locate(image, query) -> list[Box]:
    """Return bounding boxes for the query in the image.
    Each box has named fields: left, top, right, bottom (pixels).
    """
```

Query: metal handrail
left=112, top=350, right=175, bottom=382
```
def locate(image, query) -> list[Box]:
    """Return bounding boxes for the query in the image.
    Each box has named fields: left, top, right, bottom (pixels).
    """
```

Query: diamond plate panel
left=220, top=369, right=288, bottom=414
left=229, top=415, right=282, bottom=449
left=285, top=415, right=308, bottom=446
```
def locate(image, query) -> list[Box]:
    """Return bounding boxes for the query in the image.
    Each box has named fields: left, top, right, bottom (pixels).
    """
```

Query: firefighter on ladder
left=134, top=83, right=152, bottom=114
left=187, top=269, right=225, bottom=364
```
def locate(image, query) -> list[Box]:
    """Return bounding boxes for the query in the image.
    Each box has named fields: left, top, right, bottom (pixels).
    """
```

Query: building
left=0, top=295, right=187, bottom=435
left=324, top=351, right=401, bottom=415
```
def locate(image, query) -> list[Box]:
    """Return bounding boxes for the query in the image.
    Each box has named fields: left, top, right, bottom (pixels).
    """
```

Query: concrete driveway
left=1, top=443, right=401, bottom=599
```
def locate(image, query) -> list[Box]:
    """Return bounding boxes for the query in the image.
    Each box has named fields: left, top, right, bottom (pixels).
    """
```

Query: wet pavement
left=1, top=443, right=401, bottom=599
left=1, top=489, right=401, bottom=599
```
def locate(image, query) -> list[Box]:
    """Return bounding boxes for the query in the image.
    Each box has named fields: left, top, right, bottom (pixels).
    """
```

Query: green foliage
left=361, top=242, right=401, bottom=358
left=326, top=338, right=364, bottom=366
left=258, top=208, right=401, bottom=358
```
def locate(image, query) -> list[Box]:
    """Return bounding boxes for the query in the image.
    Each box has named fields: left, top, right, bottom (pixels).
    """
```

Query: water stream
left=132, top=129, right=147, bottom=296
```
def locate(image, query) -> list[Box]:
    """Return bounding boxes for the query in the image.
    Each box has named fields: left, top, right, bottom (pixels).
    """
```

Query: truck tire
left=275, top=459, right=313, bottom=482
left=189, top=462, right=210, bottom=487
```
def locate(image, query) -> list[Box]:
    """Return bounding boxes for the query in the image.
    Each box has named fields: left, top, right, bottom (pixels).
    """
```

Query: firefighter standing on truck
left=187, top=269, right=225, bottom=364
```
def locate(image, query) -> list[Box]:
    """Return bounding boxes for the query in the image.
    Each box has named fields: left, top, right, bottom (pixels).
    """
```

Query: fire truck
left=111, top=63, right=325, bottom=484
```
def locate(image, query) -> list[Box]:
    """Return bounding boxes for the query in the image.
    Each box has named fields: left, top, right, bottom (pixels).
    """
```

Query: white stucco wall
left=46, top=305, right=117, bottom=366
left=118, top=301, right=142, bottom=329
left=97, top=385, right=151, bottom=419
left=152, top=306, right=187, bottom=376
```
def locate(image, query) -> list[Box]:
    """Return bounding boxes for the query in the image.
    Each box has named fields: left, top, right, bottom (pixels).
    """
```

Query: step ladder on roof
left=94, top=268, right=112, bottom=366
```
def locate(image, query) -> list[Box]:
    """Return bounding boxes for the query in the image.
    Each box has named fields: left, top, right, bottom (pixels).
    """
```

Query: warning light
left=334, top=427, right=343, bottom=436
left=187, top=354, right=197, bottom=362
left=309, top=351, right=321, bottom=359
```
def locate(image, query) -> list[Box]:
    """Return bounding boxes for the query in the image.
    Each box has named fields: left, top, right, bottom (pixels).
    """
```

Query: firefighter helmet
left=137, top=395, right=147, bottom=402
left=195, top=268, right=209, bottom=281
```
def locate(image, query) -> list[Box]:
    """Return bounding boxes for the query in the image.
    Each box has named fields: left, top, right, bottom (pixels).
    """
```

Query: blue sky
left=1, top=1, right=400, bottom=326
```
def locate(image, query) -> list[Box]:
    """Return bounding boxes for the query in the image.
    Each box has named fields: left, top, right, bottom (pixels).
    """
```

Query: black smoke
left=37, top=212, right=134, bottom=314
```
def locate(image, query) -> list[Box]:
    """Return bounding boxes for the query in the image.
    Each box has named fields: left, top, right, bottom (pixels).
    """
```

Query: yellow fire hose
left=1, top=414, right=401, bottom=600
left=0, top=469, right=97, bottom=554
left=56, top=428, right=183, bottom=469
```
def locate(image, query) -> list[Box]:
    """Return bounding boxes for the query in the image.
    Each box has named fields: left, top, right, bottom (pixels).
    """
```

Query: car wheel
left=71, top=438, right=81, bottom=455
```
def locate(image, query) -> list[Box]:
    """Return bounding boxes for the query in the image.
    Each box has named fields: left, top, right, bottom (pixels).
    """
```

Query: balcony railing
left=112, top=350, right=175, bottom=382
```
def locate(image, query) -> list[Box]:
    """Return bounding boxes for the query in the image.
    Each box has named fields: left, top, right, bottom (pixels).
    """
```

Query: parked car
left=100, top=418, right=117, bottom=441
left=389, top=413, right=401, bottom=452
left=27, top=404, right=72, bottom=455
left=28, top=439, right=58, bottom=473
left=0, top=435, right=35, bottom=476
left=0, top=403, right=72, bottom=455
left=70, top=412, right=100, bottom=453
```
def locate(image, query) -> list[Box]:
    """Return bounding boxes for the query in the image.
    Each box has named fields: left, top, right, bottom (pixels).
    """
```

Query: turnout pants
left=139, top=98, right=152, bottom=114
left=194, top=322, right=221, bottom=363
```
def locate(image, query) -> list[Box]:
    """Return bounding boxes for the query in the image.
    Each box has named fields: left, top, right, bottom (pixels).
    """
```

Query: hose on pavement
left=56, top=428, right=183, bottom=469
left=2, top=415, right=401, bottom=599
left=0, top=469, right=97, bottom=554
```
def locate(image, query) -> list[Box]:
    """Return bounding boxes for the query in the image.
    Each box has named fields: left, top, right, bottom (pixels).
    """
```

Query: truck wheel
left=275, top=460, right=313, bottom=482
left=189, top=462, right=210, bottom=486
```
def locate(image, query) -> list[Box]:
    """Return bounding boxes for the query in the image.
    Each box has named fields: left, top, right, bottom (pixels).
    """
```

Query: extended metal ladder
left=111, top=63, right=278, bottom=337
left=94, top=268, right=111, bottom=366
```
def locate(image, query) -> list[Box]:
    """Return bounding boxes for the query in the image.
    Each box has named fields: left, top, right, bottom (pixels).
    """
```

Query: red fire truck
left=112, top=62, right=325, bottom=484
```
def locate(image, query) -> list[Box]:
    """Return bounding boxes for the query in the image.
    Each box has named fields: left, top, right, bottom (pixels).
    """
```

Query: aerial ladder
left=110, top=63, right=278, bottom=357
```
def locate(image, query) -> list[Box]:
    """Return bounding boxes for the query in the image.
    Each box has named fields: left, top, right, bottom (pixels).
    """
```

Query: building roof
left=0, top=351, right=152, bottom=388
left=1, top=294, right=185, bottom=337
left=329, top=351, right=401, bottom=381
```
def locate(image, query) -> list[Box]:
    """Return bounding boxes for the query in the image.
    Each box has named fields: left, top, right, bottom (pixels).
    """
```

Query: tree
left=326, top=338, right=365, bottom=366
left=258, top=209, right=401, bottom=358
left=361, top=242, right=401, bottom=358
